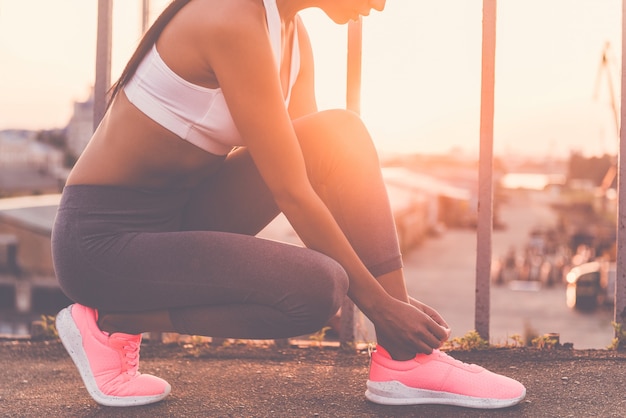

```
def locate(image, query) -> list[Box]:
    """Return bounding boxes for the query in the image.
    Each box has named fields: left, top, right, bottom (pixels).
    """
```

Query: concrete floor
left=403, top=190, right=615, bottom=349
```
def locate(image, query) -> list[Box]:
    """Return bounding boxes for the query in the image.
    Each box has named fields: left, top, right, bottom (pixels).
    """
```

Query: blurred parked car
left=565, top=261, right=615, bottom=310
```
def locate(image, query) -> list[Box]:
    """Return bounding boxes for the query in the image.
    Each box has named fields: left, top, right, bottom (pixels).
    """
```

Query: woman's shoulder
left=174, top=0, right=267, bottom=36
left=158, top=0, right=270, bottom=63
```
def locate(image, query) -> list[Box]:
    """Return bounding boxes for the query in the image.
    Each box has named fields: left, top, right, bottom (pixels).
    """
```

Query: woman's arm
left=288, top=16, right=318, bottom=119
left=205, top=4, right=385, bottom=311
left=197, top=1, right=448, bottom=353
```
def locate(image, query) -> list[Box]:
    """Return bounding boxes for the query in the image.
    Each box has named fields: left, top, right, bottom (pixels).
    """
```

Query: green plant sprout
left=442, top=330, right=489, bottom=351
left=608, top=322, right=626, bottom=351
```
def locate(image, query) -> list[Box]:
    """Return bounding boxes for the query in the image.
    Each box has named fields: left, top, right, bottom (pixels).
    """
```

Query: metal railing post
left=94, top=0, right=113, bottom=132
left=614, top=0, right=626, bottom=336
left=142, top=0, right=151, bottom=34
left=475, top=0, right=497, bottom=341
left=347, top=18, right=362, bottom=115
left=339, top=17, right=363, bottom=347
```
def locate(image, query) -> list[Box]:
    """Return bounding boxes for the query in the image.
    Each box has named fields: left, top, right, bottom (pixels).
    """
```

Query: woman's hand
left=371, top=296, right=451, bottom=356
left=409, top=296, right=451, bottom=340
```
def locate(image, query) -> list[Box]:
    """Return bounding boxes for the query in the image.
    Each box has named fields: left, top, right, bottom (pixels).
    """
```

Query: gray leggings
left=51, top=110, right=402, bottom=339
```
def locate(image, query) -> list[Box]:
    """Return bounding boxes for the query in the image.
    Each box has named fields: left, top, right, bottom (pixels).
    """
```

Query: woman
left=52, top=0, right=525, bottom=409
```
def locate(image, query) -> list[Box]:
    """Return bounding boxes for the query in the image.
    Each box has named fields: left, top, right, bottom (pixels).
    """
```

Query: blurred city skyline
left=0, top=0, right=622, bottom=158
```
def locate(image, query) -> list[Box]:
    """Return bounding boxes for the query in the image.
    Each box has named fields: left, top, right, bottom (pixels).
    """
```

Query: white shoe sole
left=365, top=380, right=526, bottom=409
left=56, top=306, right=171, bottom=407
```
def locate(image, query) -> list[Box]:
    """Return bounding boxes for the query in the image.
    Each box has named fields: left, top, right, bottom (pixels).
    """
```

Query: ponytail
left=107, top=0, right=192, bottom=108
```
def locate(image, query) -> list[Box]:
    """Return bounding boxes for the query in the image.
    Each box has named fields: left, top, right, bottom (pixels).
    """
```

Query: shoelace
left=109, top=335, right=141, bottom=376
left=433, top=350, right=478, bottom=370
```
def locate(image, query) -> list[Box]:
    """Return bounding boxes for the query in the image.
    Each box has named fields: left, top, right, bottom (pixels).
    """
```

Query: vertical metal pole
left=614, top=0, right=626, bottom=335
left=142, top=0, right=150, bottom=34
left=339, top=18, right=363, bottom=347
left=346, top=17, right=363, bottom=114
left=93, top=0, right=113, bottom=132
left=475, top=0, right=497, bottom=341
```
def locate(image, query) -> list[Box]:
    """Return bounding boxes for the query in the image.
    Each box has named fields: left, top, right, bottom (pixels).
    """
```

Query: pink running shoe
left=56, top=304, right=171, bottom=407
left=366, top=345, right=526, bottom=409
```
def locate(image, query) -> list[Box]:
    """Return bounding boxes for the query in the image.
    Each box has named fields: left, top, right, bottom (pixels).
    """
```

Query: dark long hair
left=107, top=0, right=192, bottom=108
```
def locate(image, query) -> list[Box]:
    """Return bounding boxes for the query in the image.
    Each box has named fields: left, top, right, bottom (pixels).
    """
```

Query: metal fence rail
left=94, top=0, right=112, bottom=131
left=475, top=0, right=497, bottom=340
left=615, top=0, right=626, bottom=333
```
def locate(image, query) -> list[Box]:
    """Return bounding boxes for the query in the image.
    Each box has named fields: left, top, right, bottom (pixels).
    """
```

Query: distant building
left=0, top=130, right=63, bottom=171
left=66, top=91, right=94, bottom=159
left=0, top=130, right=64, bottom=197
left=382, top=166, right=473, bottom=230
left=0, top=130, right=37, bottom=166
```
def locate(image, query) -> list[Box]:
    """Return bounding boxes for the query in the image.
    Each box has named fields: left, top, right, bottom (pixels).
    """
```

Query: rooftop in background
left=0, top=194, right=61, bottom=235
left=500, top=172, right=567, bottom=191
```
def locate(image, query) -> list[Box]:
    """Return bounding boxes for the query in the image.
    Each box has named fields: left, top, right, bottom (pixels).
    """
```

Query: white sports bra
left=124, top=0, right=300, bottom=155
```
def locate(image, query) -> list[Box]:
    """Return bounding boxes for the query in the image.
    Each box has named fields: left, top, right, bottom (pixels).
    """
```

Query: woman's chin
left=327, top=12, right=359, bottom=25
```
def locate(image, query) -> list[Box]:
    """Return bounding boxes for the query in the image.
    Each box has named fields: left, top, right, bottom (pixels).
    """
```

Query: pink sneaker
left=366, top=345, right=526, bottom=409
left=56, top=304, right=171, bottom=407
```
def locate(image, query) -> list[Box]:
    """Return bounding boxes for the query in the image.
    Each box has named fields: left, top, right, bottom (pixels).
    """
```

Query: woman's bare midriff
left=66, top=92, right=227, bottom=190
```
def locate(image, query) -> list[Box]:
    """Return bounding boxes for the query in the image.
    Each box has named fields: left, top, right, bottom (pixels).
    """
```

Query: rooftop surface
left=2, top=339, right=626, bottom=417
left=0, top=194, right=60, bottom=235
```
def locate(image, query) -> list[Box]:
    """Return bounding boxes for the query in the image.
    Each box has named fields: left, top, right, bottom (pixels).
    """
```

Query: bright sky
left=0, top=0, right=622, bottom=158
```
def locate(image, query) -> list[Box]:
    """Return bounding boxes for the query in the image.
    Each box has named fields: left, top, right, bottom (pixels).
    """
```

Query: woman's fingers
left=425, top=309, right=450, bottom=337
left=377, top=298, right=450, bottom=355
left=409, top=310, right=448, bottom=351
left=408, top=297, right=451, bottom=336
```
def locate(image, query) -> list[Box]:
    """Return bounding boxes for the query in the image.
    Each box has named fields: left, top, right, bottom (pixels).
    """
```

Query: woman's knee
left=291, top=256, right=349, bottom=331
left=295, top=109, right=379, bottom=165
left=318, top=257, right=350, bottom=314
